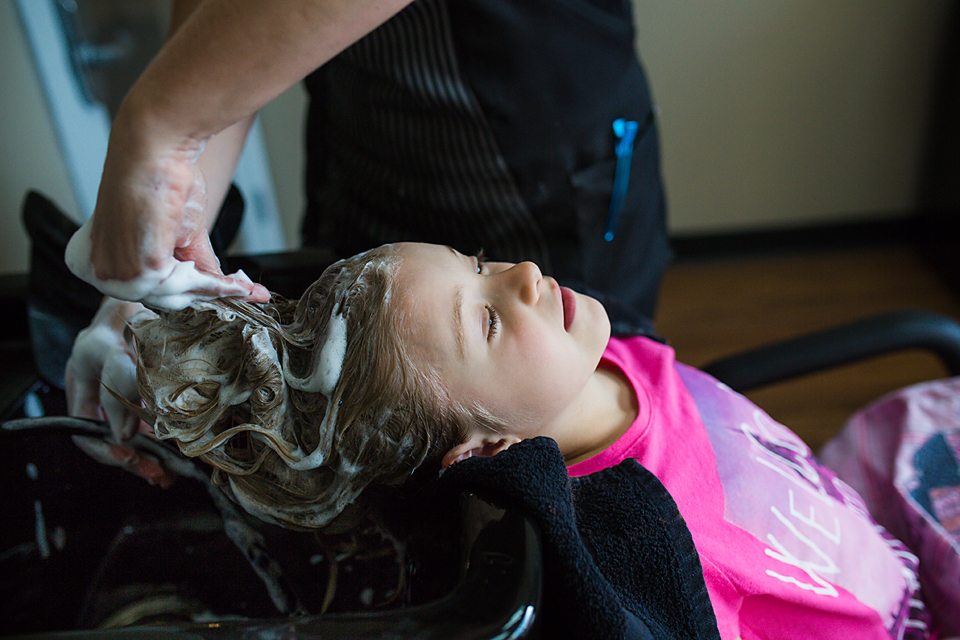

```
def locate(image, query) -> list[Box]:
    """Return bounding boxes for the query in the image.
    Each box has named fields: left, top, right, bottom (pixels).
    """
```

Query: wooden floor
left=654, top=243, right=960, bottom=452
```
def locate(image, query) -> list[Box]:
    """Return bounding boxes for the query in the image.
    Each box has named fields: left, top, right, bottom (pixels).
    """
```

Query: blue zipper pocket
left=604, top=118, right=639, bottom=242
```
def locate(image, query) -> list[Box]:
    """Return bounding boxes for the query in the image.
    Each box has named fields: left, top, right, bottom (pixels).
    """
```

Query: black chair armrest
left=701, top=310, right=960, bottom=393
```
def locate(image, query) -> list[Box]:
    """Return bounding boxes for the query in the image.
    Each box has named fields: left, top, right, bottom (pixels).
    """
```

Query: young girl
left=129, top=242, right=942, bottom=639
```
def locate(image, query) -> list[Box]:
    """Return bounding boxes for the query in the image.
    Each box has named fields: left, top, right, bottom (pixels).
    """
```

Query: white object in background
left=232, top=118, right=288, bottom=253
left=14, top=0, right=109, bottom=223
left=14, top=0, right=288, bottom=253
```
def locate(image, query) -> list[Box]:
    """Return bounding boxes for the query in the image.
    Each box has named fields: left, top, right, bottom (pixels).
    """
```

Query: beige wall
left=1, top=1, right=953, bottom=275
left=259, top=85, right=308, bottom=253
left=633, top=1, right=953, bottom=234
left=1, top=0, right=80, bottom=275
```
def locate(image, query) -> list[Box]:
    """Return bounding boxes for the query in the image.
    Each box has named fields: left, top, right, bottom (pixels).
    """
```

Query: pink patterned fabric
left=568, top=336, right=933, bottom=639
left=820, top=377, right=960, bottom=637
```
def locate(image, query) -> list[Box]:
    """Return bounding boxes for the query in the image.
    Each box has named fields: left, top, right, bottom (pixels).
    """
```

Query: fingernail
left=132, top=457, right=175, bottom=489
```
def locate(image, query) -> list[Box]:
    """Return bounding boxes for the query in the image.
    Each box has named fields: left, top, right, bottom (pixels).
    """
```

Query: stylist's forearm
left=121, top=0, right=412, bottom=145
left=194, top=117, right=255, bottom=223
left=166, top=0, right=252, bottom=223
left=73, top=0, right=412, bottom=294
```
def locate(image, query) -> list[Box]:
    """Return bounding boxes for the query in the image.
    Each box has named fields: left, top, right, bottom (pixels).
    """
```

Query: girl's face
left=394, top=243, right=611, bottom=443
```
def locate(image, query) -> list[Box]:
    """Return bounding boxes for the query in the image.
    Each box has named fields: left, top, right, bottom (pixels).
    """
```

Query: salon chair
left=3, top=191, right=960, bottom=639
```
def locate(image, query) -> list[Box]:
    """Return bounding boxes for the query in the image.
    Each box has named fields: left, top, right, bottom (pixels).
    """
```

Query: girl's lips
left=560, top=286, right=576, bottom=331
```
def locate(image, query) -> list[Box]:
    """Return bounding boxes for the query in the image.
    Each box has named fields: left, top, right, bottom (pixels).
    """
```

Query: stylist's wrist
left=88, top=93, right=209, bottom=282
left=115, top=75, right=211, bottom=158
left=109, top=88, right=210, bottom=200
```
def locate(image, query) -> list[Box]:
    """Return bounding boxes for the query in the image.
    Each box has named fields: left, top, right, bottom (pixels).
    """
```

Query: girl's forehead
left=392, top=257, right=458, bottom=361
left=393, top=245, right=441, bottom=289
left=394, top=243, right=465, bottom=279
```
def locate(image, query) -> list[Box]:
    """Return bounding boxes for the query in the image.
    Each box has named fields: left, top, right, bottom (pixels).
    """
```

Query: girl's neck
left=561, top=364, right=638, bottom=465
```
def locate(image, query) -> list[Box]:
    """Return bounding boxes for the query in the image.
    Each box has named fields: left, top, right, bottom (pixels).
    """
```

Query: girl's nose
left=505, top=261, right=541, bottom=304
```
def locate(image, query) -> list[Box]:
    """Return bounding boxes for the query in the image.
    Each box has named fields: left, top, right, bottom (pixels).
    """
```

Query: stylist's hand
left=64, top=106, right=270, bottom=311
left=65, top=297, right=174, bottom=487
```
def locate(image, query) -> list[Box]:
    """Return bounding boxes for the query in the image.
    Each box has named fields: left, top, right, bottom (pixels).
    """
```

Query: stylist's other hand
left=64, top=108, right=269, bottom=311
left=66, top=298, right=144, bottom=441
left=65, top=297, right=174, bottom=487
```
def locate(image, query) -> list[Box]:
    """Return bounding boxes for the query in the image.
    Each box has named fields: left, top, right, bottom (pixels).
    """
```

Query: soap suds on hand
left=65, top=217, right=257, bottom=310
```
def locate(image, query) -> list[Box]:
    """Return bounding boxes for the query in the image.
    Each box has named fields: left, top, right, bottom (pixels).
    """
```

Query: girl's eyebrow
left=445, top=245, right=468, bottom=361
left=452, top=284, right=466, bottom=362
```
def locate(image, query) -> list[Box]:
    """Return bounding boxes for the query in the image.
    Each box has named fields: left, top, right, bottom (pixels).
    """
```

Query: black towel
left=434, top=436, right=720, bottom=640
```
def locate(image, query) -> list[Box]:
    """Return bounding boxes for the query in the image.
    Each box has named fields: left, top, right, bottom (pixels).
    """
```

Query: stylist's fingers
left=65, top=360, right=105, bottom=422
left=174, top=232, right=271, bottom=304
left=65, top=322, right=118, bottom=423
left=65, top=298, right=149, bottom=439
left=69, top=224, right=268, bottom=309
left=100, top=348, right=142, bottom=442
left=173, top=173, right=271, bottom=304
left=177, top=231, right=222, bottom=275
left=195, top=273, right=270, bottom=304
left=170, top=165, right=217, bottom=275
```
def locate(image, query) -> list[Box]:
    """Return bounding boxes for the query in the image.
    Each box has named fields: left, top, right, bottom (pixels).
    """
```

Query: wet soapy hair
left=129, top=245, right=472, bottom=530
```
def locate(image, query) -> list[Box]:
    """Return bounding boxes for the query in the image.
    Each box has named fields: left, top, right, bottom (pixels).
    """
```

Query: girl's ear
left=441, top=435, right=521, bottom=469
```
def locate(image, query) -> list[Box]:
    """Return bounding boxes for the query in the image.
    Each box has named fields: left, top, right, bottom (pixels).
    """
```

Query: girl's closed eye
left=485, top=304, right=500, bottom=340
left=475, top=251, right=500, bottom=340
